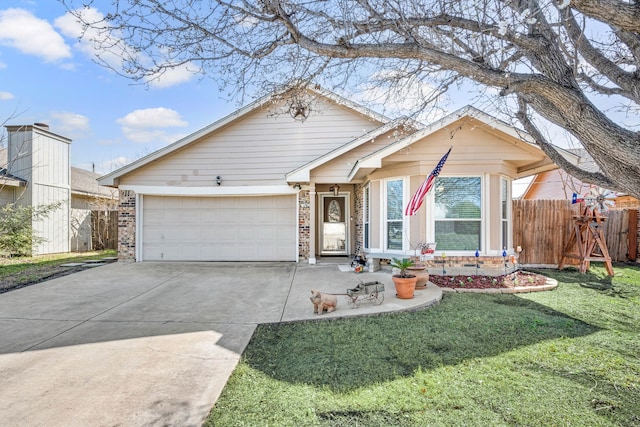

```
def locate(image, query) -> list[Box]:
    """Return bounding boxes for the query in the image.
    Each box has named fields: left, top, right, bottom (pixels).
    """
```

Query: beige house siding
left=310, top=128, right=403, bottom=183
left=407, top=175, right=427, bottom=250
left=120, top=98, right=382, bottom=187
left=523, top=170, right=572, bottom=199
left=383, top=124, right=544, bottom=176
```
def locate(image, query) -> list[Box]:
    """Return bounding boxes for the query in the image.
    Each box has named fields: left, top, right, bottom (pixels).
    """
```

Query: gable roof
left=99, top=85, right=392, bottom=187
left=285, top=117, right=417, bottom=182
left=71, top=167, right=118, bottom=199
left=347, top=106, right=579, bottom=181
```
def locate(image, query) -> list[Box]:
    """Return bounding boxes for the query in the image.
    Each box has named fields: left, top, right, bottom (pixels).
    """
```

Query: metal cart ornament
left=345, top=281, right=385, bottom=308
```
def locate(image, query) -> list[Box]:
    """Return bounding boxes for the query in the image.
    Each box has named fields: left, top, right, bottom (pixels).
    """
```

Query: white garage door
left=142, top=195, right=297, bottom=261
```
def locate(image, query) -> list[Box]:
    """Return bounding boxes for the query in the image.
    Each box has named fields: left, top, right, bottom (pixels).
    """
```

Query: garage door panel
left=142, top=195, right=296, bottom=261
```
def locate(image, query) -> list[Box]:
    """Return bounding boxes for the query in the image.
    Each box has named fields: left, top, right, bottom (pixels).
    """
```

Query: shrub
left=0, top=202, right=63, bottom=257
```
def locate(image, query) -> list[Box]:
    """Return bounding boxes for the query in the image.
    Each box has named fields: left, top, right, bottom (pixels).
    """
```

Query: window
left=386, top=179, right=403, bottom=250
left=501, top=177, right=509, bottom=250
left=363, top=184, right=370, bottom=249
left=434, top=177, right=481, bottom=250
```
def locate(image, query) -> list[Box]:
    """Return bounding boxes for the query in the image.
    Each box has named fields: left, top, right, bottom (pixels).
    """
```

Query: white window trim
left=501, top=175, right=511, bottom=252
left=363, top=184, right=370, bottom=250
left=383, top=177, right=407, bottom=253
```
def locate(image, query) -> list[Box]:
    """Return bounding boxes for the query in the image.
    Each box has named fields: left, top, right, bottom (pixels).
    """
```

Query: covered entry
left=141, top=195, right=297, bottom=261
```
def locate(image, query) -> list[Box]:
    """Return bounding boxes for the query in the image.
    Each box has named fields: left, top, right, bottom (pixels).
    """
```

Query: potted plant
left=390, top=257, right=417, bottom=299
left=408, top=242, right=429, bottom=289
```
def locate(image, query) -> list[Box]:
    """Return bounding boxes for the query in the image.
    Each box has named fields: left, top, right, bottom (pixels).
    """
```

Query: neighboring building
left=522, top=148, right=640, bottom=208
left=99, top=86, right=576, bottom=264
left=1, top=124, right=118, bottom=255
left=70, top=167, right=118, bottom=252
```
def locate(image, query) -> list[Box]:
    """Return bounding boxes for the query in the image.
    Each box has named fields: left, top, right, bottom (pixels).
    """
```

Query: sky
left=0, top=1, right=547, bottom=195
left=0, top=1, right=241, bottom=175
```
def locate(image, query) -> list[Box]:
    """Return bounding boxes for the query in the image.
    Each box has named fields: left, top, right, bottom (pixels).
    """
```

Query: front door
left=320, top=194, right=349, bottom=255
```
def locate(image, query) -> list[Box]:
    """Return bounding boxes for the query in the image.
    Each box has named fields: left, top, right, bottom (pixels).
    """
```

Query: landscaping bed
left=428, top=270, right=549, bottom=289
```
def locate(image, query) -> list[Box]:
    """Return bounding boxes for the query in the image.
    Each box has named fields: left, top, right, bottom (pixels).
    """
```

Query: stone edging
left=438, top=277, right=558, bottom=294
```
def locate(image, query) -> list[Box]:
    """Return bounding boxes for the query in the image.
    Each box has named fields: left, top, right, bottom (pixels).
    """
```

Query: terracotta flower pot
left=408, top=266, right=429, bottom=289
left=392, top=275, right=417, bottom=299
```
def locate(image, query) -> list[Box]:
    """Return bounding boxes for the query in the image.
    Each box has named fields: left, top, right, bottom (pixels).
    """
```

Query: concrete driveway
left=0, top=261, right=441, bottom=427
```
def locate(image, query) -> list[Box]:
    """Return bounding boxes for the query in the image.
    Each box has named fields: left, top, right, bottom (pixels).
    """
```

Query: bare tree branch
left=58, top=0, right=640, bottom=198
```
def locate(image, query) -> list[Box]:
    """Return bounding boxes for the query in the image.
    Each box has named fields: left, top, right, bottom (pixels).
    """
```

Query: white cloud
left=56, top=7, right=197, bottom=89
left=0, top=91, right=14, bottom=100
left=55, top=7, right=125, bottom=71
left=0, top=8, right=72, bottom=62
left=50, top=111, right=90, bottom=136
left=54, top=7, right=130, bottom=70
left=145, top=65, right=198, bottom=88
left=116, top=107, right=188, bottom=143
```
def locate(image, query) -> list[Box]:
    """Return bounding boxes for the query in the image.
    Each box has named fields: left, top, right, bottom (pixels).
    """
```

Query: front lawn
left=0, top=250, right=117, bottom=292
left=206, top=264, right=640, bottom=426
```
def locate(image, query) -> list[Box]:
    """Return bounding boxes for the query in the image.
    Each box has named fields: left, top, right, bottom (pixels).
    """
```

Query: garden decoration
left=350, top=254, right=367, bottom=273
left=582, top=187, right=617, bottom=213
left=475, top=248, right=480, bottom=275
left=309, top=290, right=337, bottom=314
left=345, top=281, right=385, bottom=308
left=503, top=248, right=508, bottom=275
left=560, top=187, right=616, bottom=276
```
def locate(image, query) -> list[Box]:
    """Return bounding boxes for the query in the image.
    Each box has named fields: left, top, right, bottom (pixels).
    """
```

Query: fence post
left=629, top=209, right=638, bottom=262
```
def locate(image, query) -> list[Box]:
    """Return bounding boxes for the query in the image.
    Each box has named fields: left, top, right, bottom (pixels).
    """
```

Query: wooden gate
left=601, top=209, right=629, bottom=262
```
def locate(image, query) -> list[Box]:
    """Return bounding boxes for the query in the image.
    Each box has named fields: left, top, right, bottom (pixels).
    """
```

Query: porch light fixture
left=293, top=183, right=302, bottom=190
left=216, top=176, right=222, bottom=186
left=329, top=184, right=340, bottom=196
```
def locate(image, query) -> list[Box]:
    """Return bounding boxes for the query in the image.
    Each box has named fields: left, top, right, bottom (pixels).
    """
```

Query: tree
left=61, top=0, right=640, bottom=199
left=0, top=202, right=64, bottom=257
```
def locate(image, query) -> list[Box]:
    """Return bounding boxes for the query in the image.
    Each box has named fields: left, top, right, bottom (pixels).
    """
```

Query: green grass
left=0, top=250, right=117, bottom=290
left=205, top=263, right=640, bottom=426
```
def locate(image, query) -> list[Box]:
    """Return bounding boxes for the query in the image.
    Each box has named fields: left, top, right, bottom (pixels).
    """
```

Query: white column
left=308, top=183, right=317, bottom=264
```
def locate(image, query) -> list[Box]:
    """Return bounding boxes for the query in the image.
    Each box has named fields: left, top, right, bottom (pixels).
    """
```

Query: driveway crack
left=279, top=264, right=298, bottom=322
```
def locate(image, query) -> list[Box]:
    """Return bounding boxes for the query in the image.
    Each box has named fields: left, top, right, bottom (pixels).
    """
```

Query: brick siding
left=118, top=190, right=136, bottom=261
left=298, top=190, right=311, bottom=259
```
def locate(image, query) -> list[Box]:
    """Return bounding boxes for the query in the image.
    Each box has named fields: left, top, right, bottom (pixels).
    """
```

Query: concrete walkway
left=0, top=262, right=441, bottom=427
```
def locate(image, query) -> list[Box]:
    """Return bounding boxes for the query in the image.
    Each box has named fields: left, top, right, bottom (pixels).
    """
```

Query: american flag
left=404, top=147, right=452, bottom=216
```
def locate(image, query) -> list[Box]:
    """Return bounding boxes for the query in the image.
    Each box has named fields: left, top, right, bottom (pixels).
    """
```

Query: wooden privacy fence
left=512, top=200, right=639, bottom=266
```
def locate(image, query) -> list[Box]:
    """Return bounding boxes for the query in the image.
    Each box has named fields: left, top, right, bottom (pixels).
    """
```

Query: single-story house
left=1, top=124, right=118, bottom=255
left=99, top=86, right=577, bottom=264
